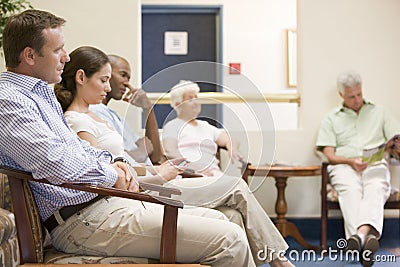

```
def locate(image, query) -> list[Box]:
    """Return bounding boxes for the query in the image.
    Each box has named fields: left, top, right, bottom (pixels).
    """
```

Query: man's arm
left=0, top=98, right=117, bottom=187
left=143, top=107, right=162, bottom=163
left=124, top=87, right=162, bottom=164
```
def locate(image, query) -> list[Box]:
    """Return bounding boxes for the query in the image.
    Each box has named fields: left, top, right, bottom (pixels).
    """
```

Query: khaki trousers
left=167, top=175, right=289, bottom=265
left=328, top=161, right=391, bottom=238
left=50, top=197, right=255, bottom=267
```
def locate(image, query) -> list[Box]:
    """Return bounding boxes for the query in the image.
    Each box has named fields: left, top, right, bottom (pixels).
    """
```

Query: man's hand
left=385, top=134, right=400, bottom=159
left=123, top=85, right=152, bottom=110
left=349, top=158, right=368, bottom=172
left=111, top=162, right=139, bottom=192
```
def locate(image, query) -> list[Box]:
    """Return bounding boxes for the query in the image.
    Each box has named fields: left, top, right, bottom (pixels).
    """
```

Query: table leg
left=274, top=177, right=319, bottom=251
left=274, top=177, right=288, bottom=235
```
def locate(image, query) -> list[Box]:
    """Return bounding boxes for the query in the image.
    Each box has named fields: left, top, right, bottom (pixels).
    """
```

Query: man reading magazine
left=316, top=71, right=400, bottom=267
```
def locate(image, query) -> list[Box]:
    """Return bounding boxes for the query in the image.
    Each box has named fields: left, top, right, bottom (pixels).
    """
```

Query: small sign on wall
left=164, top=31, right=188, bottom=55
left=229, top=63, right=241, bottom=74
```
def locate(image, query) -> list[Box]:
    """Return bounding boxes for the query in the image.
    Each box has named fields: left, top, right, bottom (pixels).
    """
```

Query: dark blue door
left=142, top=6, right=221, bottom=128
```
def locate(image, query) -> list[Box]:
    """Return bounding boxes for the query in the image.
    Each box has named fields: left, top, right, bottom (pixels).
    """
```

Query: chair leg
left=160, top=205, right=178, bottom=263
left=320, top=162, right=329, bottom=251
left=321, top=205, right=328, bottom=251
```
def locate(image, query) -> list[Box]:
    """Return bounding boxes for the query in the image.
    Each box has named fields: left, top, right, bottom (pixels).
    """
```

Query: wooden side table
left=243, top=164, right=321, bottom=251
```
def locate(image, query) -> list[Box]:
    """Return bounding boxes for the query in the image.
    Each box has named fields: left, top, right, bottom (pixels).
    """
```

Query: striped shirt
left=0, top=72, right=117, bottom=221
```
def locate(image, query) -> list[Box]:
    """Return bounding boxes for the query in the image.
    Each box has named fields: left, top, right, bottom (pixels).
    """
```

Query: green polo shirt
left=316, top=101, right=400, bottom=158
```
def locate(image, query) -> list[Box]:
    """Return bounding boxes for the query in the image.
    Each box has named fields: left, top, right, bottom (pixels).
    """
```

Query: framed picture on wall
left=286, top=29, right=297, bottom=88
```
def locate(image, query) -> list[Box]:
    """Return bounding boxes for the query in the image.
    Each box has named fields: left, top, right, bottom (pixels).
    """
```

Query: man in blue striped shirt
left=0, top=9, right=258, bottom=267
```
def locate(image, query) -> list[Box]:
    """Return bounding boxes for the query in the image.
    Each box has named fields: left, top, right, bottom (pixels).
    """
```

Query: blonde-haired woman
left=163, top=80, right=242, bottom=177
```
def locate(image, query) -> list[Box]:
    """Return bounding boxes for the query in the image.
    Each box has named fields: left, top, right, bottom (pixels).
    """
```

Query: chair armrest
left=0, top=166, right=183, bottom=208
left=139, top=181, right=182, bottom=198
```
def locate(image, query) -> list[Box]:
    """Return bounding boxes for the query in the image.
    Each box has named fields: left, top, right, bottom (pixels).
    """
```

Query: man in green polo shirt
left=316, top=71, right=400, bottom=267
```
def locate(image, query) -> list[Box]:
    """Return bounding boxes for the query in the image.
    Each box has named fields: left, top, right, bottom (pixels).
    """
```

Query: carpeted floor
left=260, top=218, right=400, bottom=266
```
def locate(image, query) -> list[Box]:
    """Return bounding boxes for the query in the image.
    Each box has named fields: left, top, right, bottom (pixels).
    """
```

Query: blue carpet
left=260, top=218, right=400, bottom=266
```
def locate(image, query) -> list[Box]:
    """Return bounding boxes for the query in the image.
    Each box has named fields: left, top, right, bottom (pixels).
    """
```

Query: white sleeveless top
left=64, top=111, right=125, bottom=157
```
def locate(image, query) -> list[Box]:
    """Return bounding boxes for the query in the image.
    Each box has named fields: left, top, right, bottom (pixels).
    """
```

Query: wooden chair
left=0, top=165, right=184, bottom=265
left=320, top=162, right=400, bottom=250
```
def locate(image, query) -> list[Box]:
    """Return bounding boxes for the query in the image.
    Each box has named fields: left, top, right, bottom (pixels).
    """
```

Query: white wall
left=0, top=0, right=141, bottom=83
left=1, top=0, right=399, bottom=218
left=26, top=0, right=141, bottom=86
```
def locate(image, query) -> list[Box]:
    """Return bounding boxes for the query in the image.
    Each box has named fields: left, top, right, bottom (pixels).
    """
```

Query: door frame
left=142, top=5, right=224, bottom=124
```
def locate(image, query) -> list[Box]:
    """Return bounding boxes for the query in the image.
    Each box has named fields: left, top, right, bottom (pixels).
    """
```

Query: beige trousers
left=167, top=175, right=289, bottom=265
left=328, top=161, right=391, bottom=238
left=50, top=197, right=255, bottom=267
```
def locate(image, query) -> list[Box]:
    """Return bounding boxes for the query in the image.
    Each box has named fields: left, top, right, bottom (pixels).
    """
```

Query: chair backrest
left=0, top=169, right=44, bottom=264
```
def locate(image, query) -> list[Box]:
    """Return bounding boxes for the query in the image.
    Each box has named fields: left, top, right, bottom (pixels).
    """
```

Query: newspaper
left=361, top=143, right=386, bottom=164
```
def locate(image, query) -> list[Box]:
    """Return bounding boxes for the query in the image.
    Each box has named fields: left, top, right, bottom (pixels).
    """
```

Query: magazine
left=361, top=143, right=386, bottom=164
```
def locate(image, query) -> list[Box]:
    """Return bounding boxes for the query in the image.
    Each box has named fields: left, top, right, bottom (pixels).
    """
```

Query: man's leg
left=167, top=176, right=289, bottom=265
left=329, top=164, right=363, bottom=238
left=359, top=162, right=391, bottom=238
left=356, top=163, right=390, bottom=267
left=50, top=197, right=256, bottom=267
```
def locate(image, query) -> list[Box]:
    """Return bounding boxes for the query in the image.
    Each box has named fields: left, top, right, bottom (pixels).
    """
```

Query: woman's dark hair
left=54, top=46, right=110, bottom=112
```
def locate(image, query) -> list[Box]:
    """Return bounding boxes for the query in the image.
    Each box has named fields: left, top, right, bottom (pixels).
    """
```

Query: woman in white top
left=162, top=80, right=243, bottom=177
left=54, top=47, right=293, bottom=267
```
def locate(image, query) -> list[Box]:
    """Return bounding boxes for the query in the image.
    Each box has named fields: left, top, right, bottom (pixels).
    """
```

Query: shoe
left=361, top=234, right=379, bottom=267
left=346, top=234, right=362, bottom=252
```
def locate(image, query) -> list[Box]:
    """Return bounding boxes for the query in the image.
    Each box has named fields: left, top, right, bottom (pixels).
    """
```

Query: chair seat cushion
left=0, top=208, right=19, bottom=267
left=0, top=209, right=16, bottom=244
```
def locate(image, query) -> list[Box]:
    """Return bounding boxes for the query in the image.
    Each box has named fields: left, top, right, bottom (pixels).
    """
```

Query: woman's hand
left=153, top=158, right=186, bottom=182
